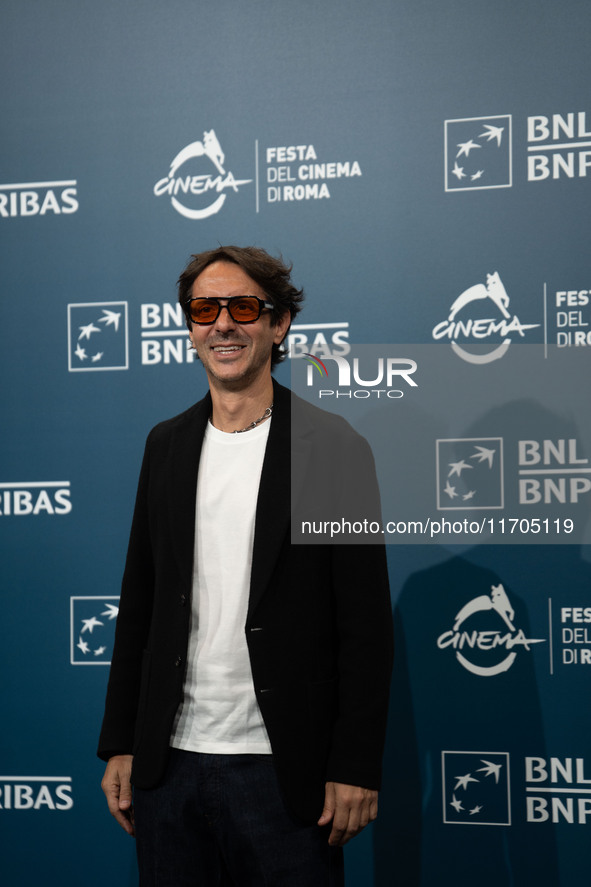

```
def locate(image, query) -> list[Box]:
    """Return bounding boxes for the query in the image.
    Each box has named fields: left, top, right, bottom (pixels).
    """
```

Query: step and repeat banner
left=1, top=1, right=590, bottom=884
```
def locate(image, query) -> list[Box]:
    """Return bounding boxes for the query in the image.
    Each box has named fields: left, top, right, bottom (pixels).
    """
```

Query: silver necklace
left=233, top=404, right=273, bottom=433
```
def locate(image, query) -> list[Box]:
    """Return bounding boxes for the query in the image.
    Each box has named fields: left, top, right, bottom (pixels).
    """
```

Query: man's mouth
left=211, top=344, right=245, bottom=353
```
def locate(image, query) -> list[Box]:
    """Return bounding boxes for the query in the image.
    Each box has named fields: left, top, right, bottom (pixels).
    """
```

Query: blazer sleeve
left=323, top=430, right=394, bottom=790
left=326, top=537, right=393, bottom=790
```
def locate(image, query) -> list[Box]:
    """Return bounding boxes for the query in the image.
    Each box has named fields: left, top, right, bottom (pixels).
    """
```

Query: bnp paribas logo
left=436, top=437, right=504, bottom=510
left=70, top=596, right=119, bottom=665
left=444, top=115, right=512, bottom=191
left=67, top=302, right=129, bottom=371
left=442, top=751, right=511, bottom=825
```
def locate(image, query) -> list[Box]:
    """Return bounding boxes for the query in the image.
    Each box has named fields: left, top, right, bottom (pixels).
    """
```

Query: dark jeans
left=134, top=749, right=345, bottom=887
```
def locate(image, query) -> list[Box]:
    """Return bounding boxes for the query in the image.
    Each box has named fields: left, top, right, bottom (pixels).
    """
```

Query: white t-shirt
left=170, top=418, right=272, bottom=753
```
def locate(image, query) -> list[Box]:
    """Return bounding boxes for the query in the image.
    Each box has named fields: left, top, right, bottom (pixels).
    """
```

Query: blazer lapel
left=168, top=393, right=211, bottom=585
left=248, top=381, right=293, bottom=619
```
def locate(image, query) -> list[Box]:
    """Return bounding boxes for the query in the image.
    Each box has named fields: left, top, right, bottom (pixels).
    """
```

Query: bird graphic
left=454, top=773, right=479, bottom=791
left=471, top=446, right=495, bottom=468
left=477, top=760, right=502, bottom=783
left=81, top=616, right=104, bottom=634
left=448, top=460, right=473, bottom=478
left=479, top=124, right=504, bottom=146
left=456, top=139, right=481, bottom=158
left=99, top=309, right=121, bottom=331
left=78, top=323, right=100, bottom=340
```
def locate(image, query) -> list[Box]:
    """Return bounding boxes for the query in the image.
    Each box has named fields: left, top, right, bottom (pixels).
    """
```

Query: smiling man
left=98, top=246, right=393, bottom=887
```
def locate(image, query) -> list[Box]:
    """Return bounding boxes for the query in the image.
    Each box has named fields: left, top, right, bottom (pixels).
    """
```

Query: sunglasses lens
left=228, top=297, right=260, bottom=322
left=189, top=300, right=219, bottom=323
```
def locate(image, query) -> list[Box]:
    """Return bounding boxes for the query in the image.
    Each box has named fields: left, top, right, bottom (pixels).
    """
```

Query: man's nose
left=213, top=303, right=237, bottom=330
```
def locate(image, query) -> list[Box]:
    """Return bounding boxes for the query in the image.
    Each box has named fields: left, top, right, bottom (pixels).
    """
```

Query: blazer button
left=174, top=656, right=183, bottom=667
left=180, top=594, right=187, bottom=606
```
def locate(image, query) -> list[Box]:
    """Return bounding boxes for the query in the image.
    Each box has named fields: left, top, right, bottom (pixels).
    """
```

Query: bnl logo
left=437, top=438, right=504, bottom=510
left=70, top=596, right=119, bottom=665
left=445, top=115, right=512, bottom=191
left=442, top=751, right=511, bottom=825
left=67, top=302, right=129, bottom=371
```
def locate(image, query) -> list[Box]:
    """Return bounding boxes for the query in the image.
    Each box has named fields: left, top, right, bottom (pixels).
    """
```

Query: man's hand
left=317, top=781, right=378, bottom=846
left=101, top=754, right=135, bottom=836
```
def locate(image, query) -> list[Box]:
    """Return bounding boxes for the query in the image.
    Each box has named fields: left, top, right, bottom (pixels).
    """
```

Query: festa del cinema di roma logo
left=432, top=271, right=540, bottom=364
left=437, top=584, right=545, bottom=676
left=153, top=129, right=251, bottom=220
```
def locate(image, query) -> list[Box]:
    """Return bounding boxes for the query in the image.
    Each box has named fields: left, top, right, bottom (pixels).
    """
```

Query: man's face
left=188, top=261, right=290, bottom=390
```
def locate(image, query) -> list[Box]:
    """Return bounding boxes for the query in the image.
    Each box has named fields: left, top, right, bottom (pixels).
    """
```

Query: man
left=98, top=246, right=393, bottom=886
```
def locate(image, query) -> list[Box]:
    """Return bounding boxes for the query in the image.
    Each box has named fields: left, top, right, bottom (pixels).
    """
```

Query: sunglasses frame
left=186, top=295, right=275, bottom=325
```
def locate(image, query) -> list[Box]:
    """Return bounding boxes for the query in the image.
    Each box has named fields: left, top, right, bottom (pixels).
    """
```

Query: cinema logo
left=0, top=180, right=78, bottom=218
left=295, top=348, right=418, bottom=401
left=519, top=438, right=591, bottom=505
left=528, top=112, right=591, bottom=181
left=0, top=481, right=72, bottom=516
left=0, top=776, right=73, bottom=811
left=437, top=584, right=545, bottom=676
left=432, top=272, right=540, bottom=363
left=154, top=129, right=251, bottom=220
left=527, top=757, right=591, bottom=824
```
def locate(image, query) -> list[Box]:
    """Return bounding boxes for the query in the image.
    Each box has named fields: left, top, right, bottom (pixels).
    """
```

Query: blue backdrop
left=2, top=1, right=590, bottom=883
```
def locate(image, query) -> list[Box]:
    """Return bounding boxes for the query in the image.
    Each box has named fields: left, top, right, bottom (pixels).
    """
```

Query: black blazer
left=98, top=380, right=393, bottom=822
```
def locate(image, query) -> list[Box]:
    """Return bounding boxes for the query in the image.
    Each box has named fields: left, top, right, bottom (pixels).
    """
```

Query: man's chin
left=205, top=363, right=252, bottom=387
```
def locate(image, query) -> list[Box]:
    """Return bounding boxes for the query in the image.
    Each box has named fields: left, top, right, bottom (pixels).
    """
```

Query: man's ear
left=273, top=310, right=292, bottom=345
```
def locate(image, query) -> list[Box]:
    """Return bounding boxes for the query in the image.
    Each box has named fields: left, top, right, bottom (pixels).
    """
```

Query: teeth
left=213, top=346, right=242, bottom=352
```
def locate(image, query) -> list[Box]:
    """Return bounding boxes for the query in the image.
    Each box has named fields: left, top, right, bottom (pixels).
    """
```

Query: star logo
left=450, top=794, right=464, bottom=813
left=437, top=438, right=504, bottom=510
left=477, top=760, right=502, bottom=783
left=70, top=596, right=119, bottom=665
left=454, top=773, right=479, bottom=792
left=442, top=751, right=511, bottom=826
left=67, top=302, right=129, bottom=372
left=78, top=323, right=100, bottom=340
left=445, top=115, right=512, bottom=192
left=456, top=139, right=481, bottom=158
